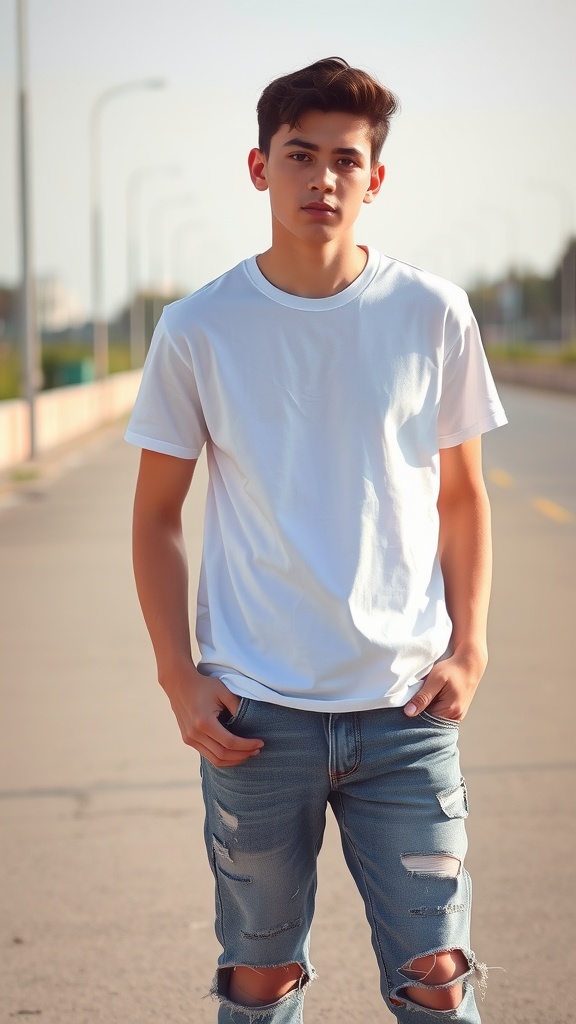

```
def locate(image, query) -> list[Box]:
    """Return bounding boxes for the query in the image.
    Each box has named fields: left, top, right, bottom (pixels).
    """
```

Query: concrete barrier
left=490, top=359, right=576, bottom=395
left=0, top=369, right=142, bottom=472
left=2, top=360, right=574, bottom=474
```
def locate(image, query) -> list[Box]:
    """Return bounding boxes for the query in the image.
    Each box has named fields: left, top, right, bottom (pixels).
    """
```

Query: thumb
left=403, top=679, right=440, bottom=717
left=216, top=683, right=242, bottom=718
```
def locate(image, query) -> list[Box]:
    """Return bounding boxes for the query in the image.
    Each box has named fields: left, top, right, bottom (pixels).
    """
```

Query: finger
left=191, top=737, right=262, bottom=767
left=217, top=689, right=242, bottom=717
left=176, top=714, right=259, bottom=751
left=211, top=717, right=264, bottom=750
left=403, top=681, right=443, bottom=717
left=191, top=712, right=264, bottom=753
left=428, top=696, right=466, bottom=721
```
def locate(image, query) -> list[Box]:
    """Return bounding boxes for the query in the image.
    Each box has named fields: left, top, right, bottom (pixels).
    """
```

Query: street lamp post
left=90, top=78, right=165, bottom=379
left=148, top=195, right=197, bottom=325
left=16, top=0, right=40, bottom=458
left=126, top=164, right=181, bottom=369
left=478, top=205, right=521, bottom=343
left=170, top=218, right=201, bottom=291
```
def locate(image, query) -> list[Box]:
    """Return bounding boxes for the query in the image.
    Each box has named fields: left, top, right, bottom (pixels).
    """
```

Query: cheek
left=343, top=186, right=370, bottom=213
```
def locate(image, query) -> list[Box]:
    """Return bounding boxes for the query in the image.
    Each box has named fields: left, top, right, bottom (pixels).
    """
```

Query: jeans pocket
left=219, top=696, right=250, bottom=730
left=438, top=776, right=469, bottom=818
left=420, top=710, right=460, bottom=730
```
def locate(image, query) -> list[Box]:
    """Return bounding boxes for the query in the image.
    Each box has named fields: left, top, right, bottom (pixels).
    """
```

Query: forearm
left=132, top=511, right=195, bottom=686
left=130, top=449, right=261, bottom=765
left=438, top=484, right=492, bottom=668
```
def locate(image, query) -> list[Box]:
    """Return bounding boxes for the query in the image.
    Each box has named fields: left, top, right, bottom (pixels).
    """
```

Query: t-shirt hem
left=209, top=673, right=424, bottom=713
left=124, top=429, right=202, bottom=459
left=438, top=409, right=507, bottom=449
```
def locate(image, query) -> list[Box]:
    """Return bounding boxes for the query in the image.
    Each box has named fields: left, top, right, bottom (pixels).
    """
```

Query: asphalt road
left=1, top=383, right=575, bottom=1023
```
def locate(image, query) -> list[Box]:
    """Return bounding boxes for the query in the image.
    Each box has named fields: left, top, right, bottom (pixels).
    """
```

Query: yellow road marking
left=531, top=498, right=575, bottom=524
left=488, top=468, right=514, bottom=488
left=487, top=468, right=574, bottom=523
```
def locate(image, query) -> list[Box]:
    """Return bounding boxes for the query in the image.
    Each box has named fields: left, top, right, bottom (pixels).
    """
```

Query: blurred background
left=1, top=3, right=575, bottom=1023
left=1, top=0, right=575, bottom=409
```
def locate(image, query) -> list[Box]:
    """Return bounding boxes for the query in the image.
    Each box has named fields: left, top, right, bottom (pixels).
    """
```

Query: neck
left=256, top=234, right=368, bottom=299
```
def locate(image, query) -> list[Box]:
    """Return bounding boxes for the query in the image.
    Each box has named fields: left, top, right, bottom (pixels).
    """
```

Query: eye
left=289, top=152, right=311, bottom=162
left=337, top=158, right=359, bottom=168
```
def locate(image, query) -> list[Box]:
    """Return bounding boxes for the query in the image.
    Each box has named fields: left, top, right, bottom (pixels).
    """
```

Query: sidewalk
left=0, top=429, right=216, bottom=1023
left=1, top=422, right=575, bottom=1023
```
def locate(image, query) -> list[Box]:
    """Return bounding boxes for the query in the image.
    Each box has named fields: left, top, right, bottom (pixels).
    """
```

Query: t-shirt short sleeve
left=437, top=296, right=507, bottom=448
left=124, top=311, right=208, bottom=459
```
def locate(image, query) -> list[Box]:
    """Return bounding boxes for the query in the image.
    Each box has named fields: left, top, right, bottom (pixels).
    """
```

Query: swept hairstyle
left=257, top=56, right=400, bottom=166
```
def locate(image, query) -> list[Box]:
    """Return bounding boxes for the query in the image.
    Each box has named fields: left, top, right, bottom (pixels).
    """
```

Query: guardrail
left=0, top=369, right=142, bottom=472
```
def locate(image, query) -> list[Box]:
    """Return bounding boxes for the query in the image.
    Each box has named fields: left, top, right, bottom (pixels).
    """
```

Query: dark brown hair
left=257, top=57, right=400, bottom=166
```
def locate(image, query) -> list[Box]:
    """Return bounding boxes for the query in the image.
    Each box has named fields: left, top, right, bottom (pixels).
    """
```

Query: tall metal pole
left=479, top=205, right=520, bottom=343
left=90, top=79, right=165, bottom=379
left=16, top=0, right=40, bottom=458
left=126, top=164, right=180, bottom=369
left=170, top=218, right=201, bottom=291
left=90, top=95, right=106, bottom=380
left=528, top=181, right=575, bottom=345
left=148, top=195, right=196, bottom=327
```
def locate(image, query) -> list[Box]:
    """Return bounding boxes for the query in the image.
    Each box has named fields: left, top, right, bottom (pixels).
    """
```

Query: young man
left=126, top=57, right=506, bottom=1023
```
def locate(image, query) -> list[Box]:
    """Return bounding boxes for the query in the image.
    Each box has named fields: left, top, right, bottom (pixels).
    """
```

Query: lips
left=302, top=202, right=336, bottom=213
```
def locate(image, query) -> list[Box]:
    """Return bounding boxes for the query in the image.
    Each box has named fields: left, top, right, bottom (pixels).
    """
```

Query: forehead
left=270, top=109, right=372, bottom=153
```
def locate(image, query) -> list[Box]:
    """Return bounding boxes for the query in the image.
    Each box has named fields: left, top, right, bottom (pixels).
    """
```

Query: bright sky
left=1, top=0, right=575, bottom=319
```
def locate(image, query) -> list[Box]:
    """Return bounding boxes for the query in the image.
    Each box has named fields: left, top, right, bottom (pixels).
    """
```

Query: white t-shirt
left=125, top=247, right=506, bottom=712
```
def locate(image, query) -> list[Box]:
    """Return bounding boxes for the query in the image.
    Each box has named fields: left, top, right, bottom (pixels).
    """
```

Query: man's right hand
left=132, top=450, right=264, bottom=769
left=162, top=663, right=264, bottom=767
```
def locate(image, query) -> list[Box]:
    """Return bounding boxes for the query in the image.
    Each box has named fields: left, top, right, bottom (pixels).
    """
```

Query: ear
left=363, top=162, right=385, bottom=205
left=248, top=148, right=269, bottom=192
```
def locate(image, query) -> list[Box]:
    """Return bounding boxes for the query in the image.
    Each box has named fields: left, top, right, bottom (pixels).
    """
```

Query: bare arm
left=404, top=435, right=492, bottom=719
left=132, top=448, right=264, bottom=764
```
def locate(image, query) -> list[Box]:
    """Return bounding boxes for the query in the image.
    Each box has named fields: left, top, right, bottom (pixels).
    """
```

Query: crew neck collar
left=244, top=247, right=380, bottom=310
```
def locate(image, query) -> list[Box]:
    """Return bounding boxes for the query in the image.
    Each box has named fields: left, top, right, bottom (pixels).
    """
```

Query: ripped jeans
left=201, top=701, right=486, bottom=1023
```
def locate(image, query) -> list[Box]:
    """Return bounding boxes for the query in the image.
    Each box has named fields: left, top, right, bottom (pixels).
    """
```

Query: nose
left=308, top=164, right=336, bottom=192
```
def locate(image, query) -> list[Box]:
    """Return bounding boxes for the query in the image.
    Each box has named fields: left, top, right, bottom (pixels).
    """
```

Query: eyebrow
left=282, top=137, right=365, bottom=158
